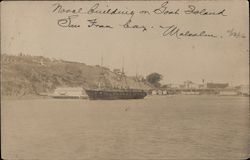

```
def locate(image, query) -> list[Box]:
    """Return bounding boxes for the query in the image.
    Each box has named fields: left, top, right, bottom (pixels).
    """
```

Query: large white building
left=52, top=87, right=88, bottom=99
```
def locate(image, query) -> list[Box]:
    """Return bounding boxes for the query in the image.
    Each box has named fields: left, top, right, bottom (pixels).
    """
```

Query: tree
left=146, top=72, right=163, bottom=88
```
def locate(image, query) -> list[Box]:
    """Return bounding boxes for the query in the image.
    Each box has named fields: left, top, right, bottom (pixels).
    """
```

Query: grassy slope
left=1, top=54, right=152, bottom=96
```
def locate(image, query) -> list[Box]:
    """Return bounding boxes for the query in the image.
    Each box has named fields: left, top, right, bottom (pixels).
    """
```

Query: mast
left=120, top=57, right=129, bottom=89
left=98, top=55, right=104, bottom=89
left=101, top=55, right=103, bottom=68
left=135, top=64, right=142, bottom=89
left=135, top=64, right=138, bottom=78
left=122, top=56, right=124, bottom=75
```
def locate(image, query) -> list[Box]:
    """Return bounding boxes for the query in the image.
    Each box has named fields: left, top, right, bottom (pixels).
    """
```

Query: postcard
left=1, top=1, right=249, bottom=159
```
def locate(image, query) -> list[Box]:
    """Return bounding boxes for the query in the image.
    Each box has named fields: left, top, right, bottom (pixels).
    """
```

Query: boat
left=85, top=89, right=147, bottom=100
left=85, top=57, right=147, bottom=100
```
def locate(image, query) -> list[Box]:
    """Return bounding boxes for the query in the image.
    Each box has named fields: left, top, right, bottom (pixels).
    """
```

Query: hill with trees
left=1, top=54, right=152, bottom=97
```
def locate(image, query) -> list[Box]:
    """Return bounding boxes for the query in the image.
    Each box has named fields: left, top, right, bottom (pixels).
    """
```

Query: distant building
left=183, top=81, right=200, bottom=89
left=184, top=80, right=193, bottom=89
left=199, top=84, right=206, bottom=89
left=157, top=90, right=163, bottom=95
left=163, top=84, right=180, bottom=89
left=151, top=89, right=163, bottom=95
left=237, top=85, right=249, bottom=96
left=206, top=83, right=229, bottom=89
left=162, top=90, right=168, bottom=95
left=190, top=83, right=201, bottom=89
left=219, top=87, right=238, bottom=96
left=152, top=90, right=157, bottom=95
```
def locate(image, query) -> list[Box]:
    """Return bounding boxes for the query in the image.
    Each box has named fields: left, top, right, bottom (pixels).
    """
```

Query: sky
left=1, top=1, right=249, bottom=85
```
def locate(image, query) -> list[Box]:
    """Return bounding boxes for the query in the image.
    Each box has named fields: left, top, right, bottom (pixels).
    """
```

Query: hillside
left=1, top=54, right=152, bottom=96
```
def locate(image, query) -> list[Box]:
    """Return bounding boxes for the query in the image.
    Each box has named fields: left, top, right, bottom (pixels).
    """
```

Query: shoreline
left=2, top=94, right=248, bottom=101
left=2, top=95, right=50, bottom=101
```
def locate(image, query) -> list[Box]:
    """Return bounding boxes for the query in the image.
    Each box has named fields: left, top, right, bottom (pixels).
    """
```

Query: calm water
left=2, top=95, right=249, bottom=159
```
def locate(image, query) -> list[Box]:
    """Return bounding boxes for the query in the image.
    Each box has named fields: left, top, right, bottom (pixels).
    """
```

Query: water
left=2, top=95, right=249, bottom=159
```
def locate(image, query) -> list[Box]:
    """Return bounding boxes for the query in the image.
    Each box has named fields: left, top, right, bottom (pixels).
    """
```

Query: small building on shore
left=162, top=90, right=168, bottom=95
left=151, top=89, right=164, bottom=95
left=237, top=85, right=249, bottom=96
left=51, top=87, right=88, bottom=99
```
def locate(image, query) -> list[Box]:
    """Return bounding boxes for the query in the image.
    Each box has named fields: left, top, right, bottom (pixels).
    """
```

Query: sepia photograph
left=1, top=0, right=249, bottom=159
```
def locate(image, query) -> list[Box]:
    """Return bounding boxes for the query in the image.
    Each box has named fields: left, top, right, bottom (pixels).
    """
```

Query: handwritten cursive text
left=57, top=15, right=80, bottom=28
left=160, top=25, right=217, bottom=39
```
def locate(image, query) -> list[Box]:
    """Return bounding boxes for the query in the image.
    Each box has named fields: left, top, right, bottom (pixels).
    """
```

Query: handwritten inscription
left=184, top=5, right=227, bottom=16
left=160, top=25, right=217, bottom=39
left=51, top=1, right=246, bottom=39
left=53, top=3, right=84, bottom=14
left=87, top=18, right=113, bottom=28
left=227, top=28, right=246, bottom=38
left=121, top=19, right=147, bottom=32
left=153, top=1, right=180, bottom=15
left=57, top=15, right=80, bottom=28
left=87, top=3, right=135, bottom=19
